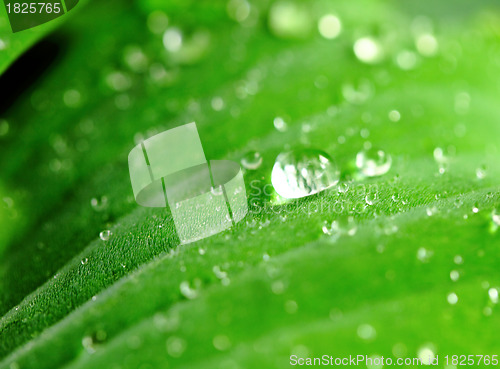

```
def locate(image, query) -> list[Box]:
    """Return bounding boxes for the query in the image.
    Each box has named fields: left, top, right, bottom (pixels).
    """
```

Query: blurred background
left=1, top=0, right=500, bottom=368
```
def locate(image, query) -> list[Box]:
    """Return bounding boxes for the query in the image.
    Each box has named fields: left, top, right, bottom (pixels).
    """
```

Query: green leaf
left=1, top=0, right=500, bottom=368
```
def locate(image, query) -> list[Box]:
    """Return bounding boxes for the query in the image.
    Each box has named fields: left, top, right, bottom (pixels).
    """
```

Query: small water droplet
left=179, top=281, right=198, bottom=299
left=0, top=38, right=7, bottom=51
left=356, top=148, right=392, bottom=177
left=272, top=149, right=340, bottom=199
left=227, top=0, right=251, bottom=23
left=82, top=336, right=96, bottom=354
left=318, top=14, right=341, bottom=39
left=211, top=186, right=223, bottom=196
left=211, top=96, right=225, bottom=111
left=273, top=116, right=288, bottom=132
left=454, top=255, right=463, bottom=265
left=163, top=28, right=183, bottom=52
left=426, top=206, right=438, bottom=216
left=396, top=50, right=418, bottom=70
left=476, top=165, right=488, bottom=180
left=105, top=71, right=132, bottom=91
left=416, top=33, right=438, bottom=56
left=388, top=110, right=401, bottom=122
left=447, top=292, right=458, bottom=305
left=354, top=37, right=383, bottom=64
left=123, top=45, right=148, bottom=73
left=213, top=335, right=231, bottom=351
left=357, top=324, right=376, bottom=341
left=63, top=89, right=81, bottom=108
left=491, top=208, right=500, bottom=227
left=90, top=196, right=108, bottom=212
left=284, top=300, right=298, bottom=314
left=81, top=258, right=88, bottom=265
left=166, top=336, right=187, bottom=357
left=417, top=247, right=433, bottom=263
left=241, top=151, right=263, bottom=170
left=450, top=270, right=460, bottom=282
left=489, top=288, right=499, bottom=304
left=417, top=344, right=437, bottom=365
left=0, top=119, right=9, bottom=137
left=268, top=1, right=312, bottom=39
left=99, top=230, right=112, bottom=241
left=147, top=10, right=169, bottom=34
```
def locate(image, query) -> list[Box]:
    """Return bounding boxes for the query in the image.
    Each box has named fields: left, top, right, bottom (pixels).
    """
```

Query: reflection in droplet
left=272, top=149, right=340, bottom=199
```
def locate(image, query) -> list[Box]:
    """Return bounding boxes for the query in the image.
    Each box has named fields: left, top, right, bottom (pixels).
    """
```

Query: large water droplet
left=356, top=148, right=392, bottom=177
left=272, top=149, right=340, bottom=199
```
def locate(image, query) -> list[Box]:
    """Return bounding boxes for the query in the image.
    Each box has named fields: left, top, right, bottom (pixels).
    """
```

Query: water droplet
left=356, top=148, right=392, bottom=177
left=210, top=96, right=225, bottom=111
left=318, top=14, right=341, bottom=39
left=337, top=182, right=349, bottom=193
left=166, top=336, right=186, bottom=357
left=106, top=71, right=132, bottom=91
left=268, top=1, right=312, bottom=39
left=450, top=270, right=460, bottom=282
left=416, top=34, right=438, bottom=56
left=211, top=186, right=223, bottom=196
left=179, top=281, right=198, bottom=299
left=99, top=230, right=112, bottom=241
left=417, top=345, right=436, bottom=365
left=365, top=193, right=377, bottom=206
left=90, top=196, right=108, bottom=211
left=417, top=247, right=433, bottom=263
left=284, top=300, right=298, bottom=314
left=163, top=28, right=183, bottom=52
left=472, top=203, right=480, bottom=214
left=455, top=91, right=470, bottom=115
left=63, top=89, right=81, bottom=108
left=82, top=336, right=96, bottom=354
left=489, top=288, right=499, bottom=304
left=0, top=39, right=7, bottom=51
left=198, top=247, right=206, bottom=255
left=81, top=258, right=88, bottom=265
left=454, top=255, right=463, bottom=265
left=426, top=206, right=438, bottom=216
left=388, top=110, right=401, bottom=122
left=272, top=149, right=340, bottom=199
left=273, top=116, right=288, bottom=132
left=357, top=324, right=376, bottom=341
left=447, top=292, right=458, bottom=305
left=396, top=50, right=418, bottom=70
left=342, top=80, right=373, bottom=104
left=123, top=45, right=148, bottom=73
left=213, top=335, right=231, bottom=351
left=147, top=10, right=169, bottom=34
left=0, top=120, right=9, bottom=137
left=476, top=165, right=488, bottom=180
left=227, top=0, right=251, bottom=23
left=241, top=151, right=263, bottom=170
left=353, top=37, right=383, bottom=64
left=322, top=216, right=357, bottom=238
left=492, top=208, right=500, bottom=226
